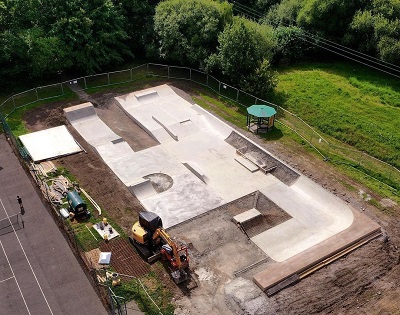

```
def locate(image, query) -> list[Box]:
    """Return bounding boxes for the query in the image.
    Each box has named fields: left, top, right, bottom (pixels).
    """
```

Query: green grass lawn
left=270, top=61, right=400, bottom=169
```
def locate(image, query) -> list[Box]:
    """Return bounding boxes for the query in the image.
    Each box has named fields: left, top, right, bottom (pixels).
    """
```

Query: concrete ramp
left=64, top=103, right=123, bottom=147
left=128, top=178, right=158, bottom=200
left=115, top=85, right=200, bottom=144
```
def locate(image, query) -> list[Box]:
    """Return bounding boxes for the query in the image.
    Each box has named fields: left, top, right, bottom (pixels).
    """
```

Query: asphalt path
left=0, top=134, right=108, bottom=315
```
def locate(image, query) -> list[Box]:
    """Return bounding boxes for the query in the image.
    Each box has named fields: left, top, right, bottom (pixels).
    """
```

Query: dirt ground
left=22, top=82, right=400, bottom=315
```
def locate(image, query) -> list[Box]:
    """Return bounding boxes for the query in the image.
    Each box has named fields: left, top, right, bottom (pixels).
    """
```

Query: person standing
left=17, top=195, right=25, bottom=215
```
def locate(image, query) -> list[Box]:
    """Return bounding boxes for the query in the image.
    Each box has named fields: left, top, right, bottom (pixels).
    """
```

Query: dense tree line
left=1, top=0, right=399, bottom=96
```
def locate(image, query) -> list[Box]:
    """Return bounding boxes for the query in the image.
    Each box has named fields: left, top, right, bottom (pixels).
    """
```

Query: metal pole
left=84, top=77, right=87, bottom=89
left=218, top=81, right=221, bottom=94
left=60, top=83, right=64, bottom=95
left=130, top=68, right=133, bottom=81
left=12, top=96, right=15, bottom=111
left=35, top=88, right=39, bottom=100
left=107, top=73, right=110, bottom=85
left=168, top=66, right=170, bottom=79
left=190, top=69, right=192, bottom=81
left=236, top=89, right=239, bottom=101
left=206, top=74, right=209, bottom=86
left=255, top=97, right=258, bottom=105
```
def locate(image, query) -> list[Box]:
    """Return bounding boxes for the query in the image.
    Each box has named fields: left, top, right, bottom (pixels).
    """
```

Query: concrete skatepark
left=64, top=84, right=380, bottom=291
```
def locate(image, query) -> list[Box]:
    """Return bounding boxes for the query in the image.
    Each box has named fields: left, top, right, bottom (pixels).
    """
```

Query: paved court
left=0, top=135, right=107, bottom=315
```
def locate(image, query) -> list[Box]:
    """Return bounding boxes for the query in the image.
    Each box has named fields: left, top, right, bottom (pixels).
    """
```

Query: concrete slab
left=253, top=208, right=381, bottom=291
left=233, top=208, right=261, bottom=224
left=66, top=85, right=376, bottom=268
left=19, top=125, right=82, bottom=162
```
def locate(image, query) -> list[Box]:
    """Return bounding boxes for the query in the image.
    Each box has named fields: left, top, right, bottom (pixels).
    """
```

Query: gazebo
left=246, top=105, right=277, bottom=134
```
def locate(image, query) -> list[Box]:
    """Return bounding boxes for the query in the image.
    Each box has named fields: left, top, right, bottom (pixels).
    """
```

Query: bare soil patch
left=21, top=82, right=400, bottom=315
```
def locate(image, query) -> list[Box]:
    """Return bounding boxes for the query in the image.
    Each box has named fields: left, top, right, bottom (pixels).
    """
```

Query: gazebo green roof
left=247, top=105, right=276, bottom=117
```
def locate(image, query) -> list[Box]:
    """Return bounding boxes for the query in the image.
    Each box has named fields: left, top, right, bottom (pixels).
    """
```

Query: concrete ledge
left=183, top=162, right=207, bottom=184
left=152, top=115, right=178, bottom=141
left=233, top=208, right=261, bottom=224
left=234, top=155, right=259, bottom=172
left=135, top=91, right=159, bottom=103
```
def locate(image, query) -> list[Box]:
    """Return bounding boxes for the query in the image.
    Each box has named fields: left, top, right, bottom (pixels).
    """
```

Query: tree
left=118, top=0, right=155, bottom=55
left=296, top=0, right=368, bottom=39
left=208, top=16, right=277, bottom=96
left=348, top=0, right=400, bottom=64
left=264, top=0, right=305, bottom=27
left=272, top=25, right=312, bottom=64
left=153, top=0, right=232, bottom=67
left=49, top=0, right=130, bottom=73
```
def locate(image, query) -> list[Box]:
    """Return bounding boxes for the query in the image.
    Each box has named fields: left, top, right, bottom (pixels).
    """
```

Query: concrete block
left=233, top=208, right=261, bottom=224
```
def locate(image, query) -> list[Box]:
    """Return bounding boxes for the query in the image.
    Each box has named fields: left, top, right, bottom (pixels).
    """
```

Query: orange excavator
left=129, top=211, right=189, bottom=284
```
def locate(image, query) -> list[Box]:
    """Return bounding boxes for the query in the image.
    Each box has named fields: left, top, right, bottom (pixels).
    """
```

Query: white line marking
left=0, top=198, right=54, bottom=315
left=0, top=240, right=31, bottom=314
left=0, top=276, right=15, bottom=284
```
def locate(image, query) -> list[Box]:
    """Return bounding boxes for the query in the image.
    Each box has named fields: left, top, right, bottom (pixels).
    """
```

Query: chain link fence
left=1, top=63, right=398, bottom=192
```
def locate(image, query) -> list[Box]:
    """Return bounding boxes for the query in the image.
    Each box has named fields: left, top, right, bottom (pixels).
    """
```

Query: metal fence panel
left=237, top=90, right=257, bottom=107
left=12, top=89, right=37, bottom=109
left=109, top=69, right=131, bottom=85
left=0, top=97, right=15, bottom=117
left=37, top=83, right=63, bottom=100
left=147, top=63, right=168, bottom=77
left=219, top=83, right=240, bottom=104
left=191, top=69, right=208, bottom=86
left=86, top=73, right=109, bottom=89
left=169, top=66, right=191, bottom=80
left=206, top=74, right=220, bottom=94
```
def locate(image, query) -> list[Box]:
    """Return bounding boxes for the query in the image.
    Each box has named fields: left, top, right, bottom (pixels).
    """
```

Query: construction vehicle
left=129, top=211, right=189, bottom=284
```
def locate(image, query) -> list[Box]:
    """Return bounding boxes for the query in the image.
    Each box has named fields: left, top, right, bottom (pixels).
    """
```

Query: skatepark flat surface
left=65, top=84, right=378, bottom=266
left=0, top=135, right=107, bottom=315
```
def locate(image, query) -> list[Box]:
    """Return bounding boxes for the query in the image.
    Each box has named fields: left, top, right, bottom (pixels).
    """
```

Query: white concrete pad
left=233, top=208, right=261, bottom=224
left=19, top=125, right=82, bottom=162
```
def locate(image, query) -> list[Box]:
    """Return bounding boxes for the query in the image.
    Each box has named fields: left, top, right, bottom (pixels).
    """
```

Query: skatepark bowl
left=64, top=84, right=381, bottom=293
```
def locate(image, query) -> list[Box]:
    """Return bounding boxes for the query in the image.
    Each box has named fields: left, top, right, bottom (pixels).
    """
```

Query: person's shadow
left=20, top=205, right=25, bottom=215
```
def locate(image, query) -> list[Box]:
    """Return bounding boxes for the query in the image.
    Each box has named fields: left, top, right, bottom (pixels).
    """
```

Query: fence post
left=84, top=77, right=87, bottom=89
left=60, top=83, right=64, bottom=95
left=146, top=63, right=149, bottom=75
left=168, top=66, right=170, bottom=79
left=206, top=74, right=209, bottom=87
left=130, top=68, right=133, bottom=81
left=11, top=96, right=16, bottom=111
left=190, top=69, right=192, bottom=81
left=35, top=88, right=39, bottom=101
left=236, top=89, right=239, bottom=102
left=107, top=73, right=110, bottom=85
left=218, top=81, right=221, bottom=94
left=255, top=97, right=258, bottom=105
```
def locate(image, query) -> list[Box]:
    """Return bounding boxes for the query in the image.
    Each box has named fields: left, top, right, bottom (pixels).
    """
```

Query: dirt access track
left=23, top=81, right=400, bottom=315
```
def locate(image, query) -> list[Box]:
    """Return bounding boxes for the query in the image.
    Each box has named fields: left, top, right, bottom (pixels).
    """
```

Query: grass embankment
left=270, top=62, right=400, bottom=169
